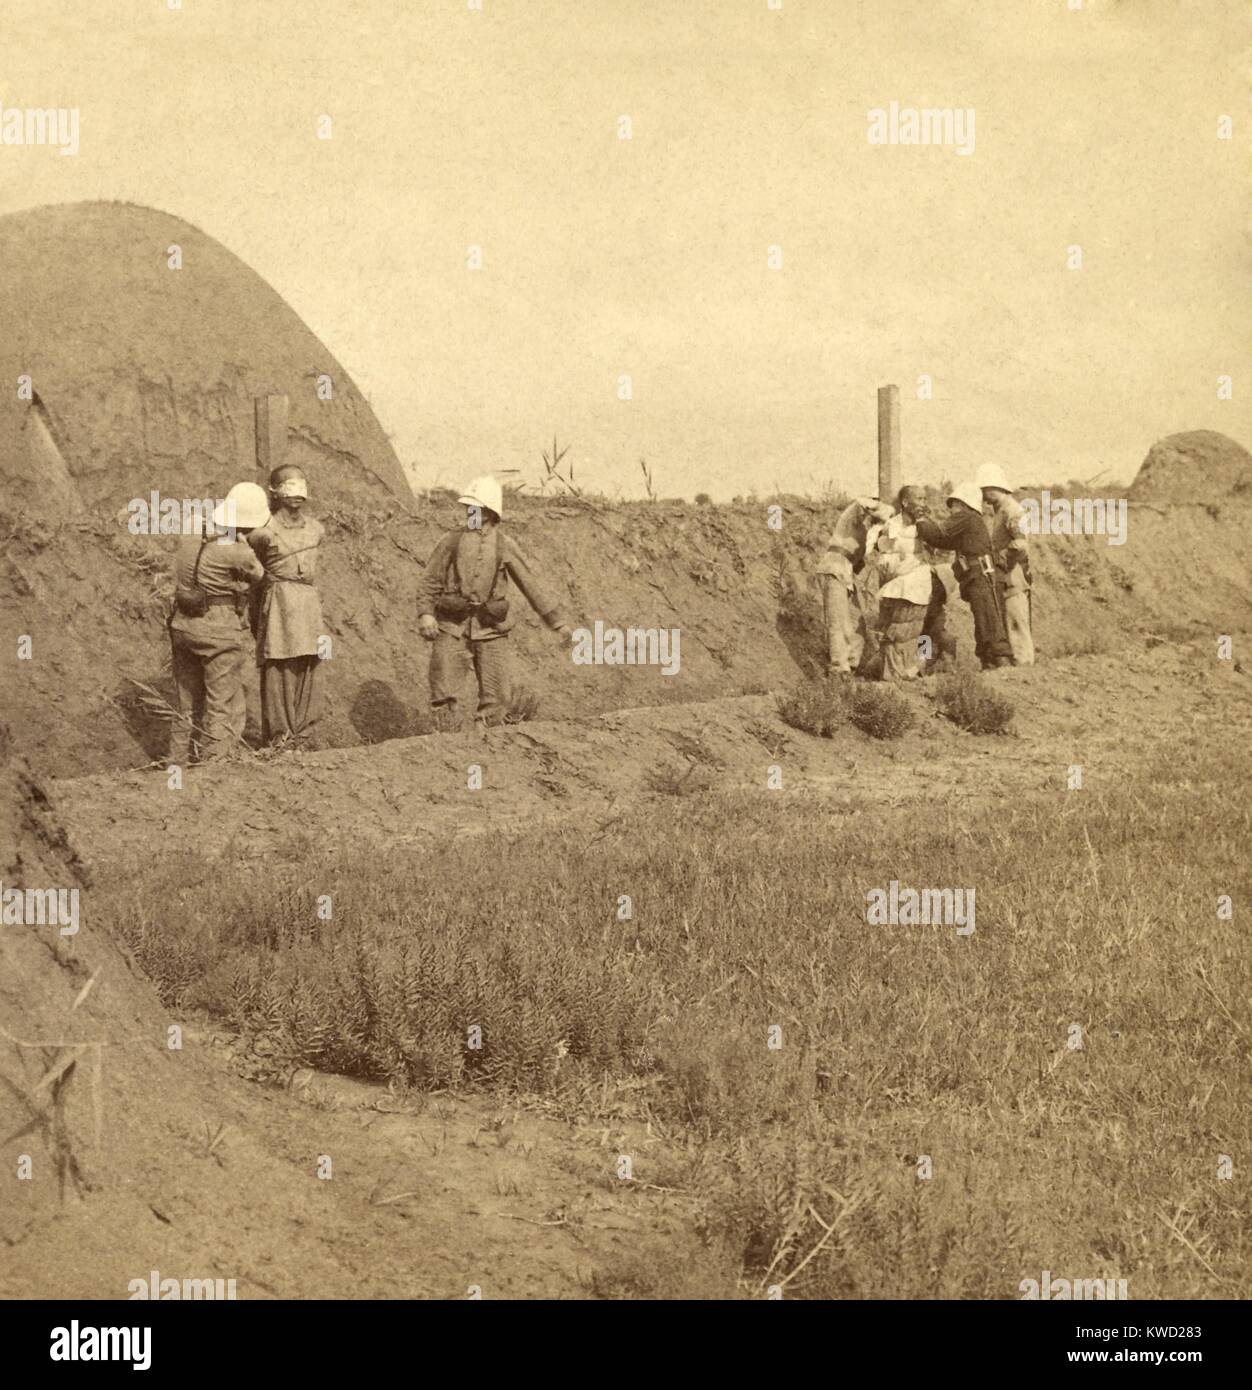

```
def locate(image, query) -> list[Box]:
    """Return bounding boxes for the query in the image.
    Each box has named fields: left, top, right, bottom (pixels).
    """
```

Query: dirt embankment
left=4, top=451, right=1251, bottom=778
left=51, top=638, right=1250, bottom=874
left=0, top=724, right=302, bottom=1294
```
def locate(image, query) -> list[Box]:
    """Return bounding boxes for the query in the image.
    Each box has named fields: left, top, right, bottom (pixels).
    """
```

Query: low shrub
left=845, top=682, right=913, bottom=739
left=776, top=678, right=847, bottom=738
left=934, top=670, right=1015, bottom=734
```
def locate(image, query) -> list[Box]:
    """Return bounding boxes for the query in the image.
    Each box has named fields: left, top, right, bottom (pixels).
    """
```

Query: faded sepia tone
left=2, top=0, right=1248, bottom=496
left=0, top=0, right=1248, bottom=1317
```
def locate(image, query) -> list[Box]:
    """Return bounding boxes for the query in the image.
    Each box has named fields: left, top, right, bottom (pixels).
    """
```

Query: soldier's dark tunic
left=915, top=507, right=1012, bottom=669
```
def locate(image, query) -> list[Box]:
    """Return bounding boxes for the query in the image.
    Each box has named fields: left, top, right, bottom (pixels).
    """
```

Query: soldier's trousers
left=429, top=631, right=511, bottom=725
left=999, top=588, right=1035, bottom=666
left=168, top=618, right=247, bottom=764
left=960, top=573, right=1013, bottom=668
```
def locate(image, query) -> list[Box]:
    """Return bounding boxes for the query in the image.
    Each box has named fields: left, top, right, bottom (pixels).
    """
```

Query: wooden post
left=255, top=394, right=289, bottom=477
left=877, top=384, right=900, bottom=502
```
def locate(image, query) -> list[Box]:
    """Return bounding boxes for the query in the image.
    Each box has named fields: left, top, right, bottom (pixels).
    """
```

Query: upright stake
left=255, top=394, right=289, bottom=477
left=877, top=384, right=900, bottom=502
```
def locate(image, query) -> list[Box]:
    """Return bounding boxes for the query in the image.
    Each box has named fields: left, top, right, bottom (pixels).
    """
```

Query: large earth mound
left=0, top=201, right=411, bottom=512
left=1129, top=429, right=1252, bottom=504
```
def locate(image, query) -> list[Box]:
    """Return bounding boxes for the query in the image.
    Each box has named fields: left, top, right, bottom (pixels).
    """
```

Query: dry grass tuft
left=933, top=670, right=1015, bottom=735
left=777, top=678, right=846, bottom=738
left=845, top=682, right=914, bottom=739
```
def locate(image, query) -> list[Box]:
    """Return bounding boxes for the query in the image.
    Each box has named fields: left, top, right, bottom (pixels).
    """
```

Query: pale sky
left=2, top=0, right=1247, bottom=499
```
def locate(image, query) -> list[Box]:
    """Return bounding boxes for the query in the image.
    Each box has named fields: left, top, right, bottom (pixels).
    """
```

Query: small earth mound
left=1130, top=430, right=1252, bottom=504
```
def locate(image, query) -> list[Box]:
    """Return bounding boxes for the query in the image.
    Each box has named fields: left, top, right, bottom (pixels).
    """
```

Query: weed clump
left=934, top=670, right=1014, bottom=735
left=845, top=682, right=913, bottom=739
left=504, top=687, right=540, bottom=724
left=777, top=678, right=846, bottom=738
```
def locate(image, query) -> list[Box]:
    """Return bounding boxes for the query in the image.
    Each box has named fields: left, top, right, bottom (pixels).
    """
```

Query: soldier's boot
left=433, top=703, right=463, bottom=734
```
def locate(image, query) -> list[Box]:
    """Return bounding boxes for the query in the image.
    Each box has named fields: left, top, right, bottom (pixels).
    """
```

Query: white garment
left=874, top=514, right=934, bottom=605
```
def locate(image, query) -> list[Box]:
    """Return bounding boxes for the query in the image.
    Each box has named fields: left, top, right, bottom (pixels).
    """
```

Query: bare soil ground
left=53, top=642, right=1249, bottom=870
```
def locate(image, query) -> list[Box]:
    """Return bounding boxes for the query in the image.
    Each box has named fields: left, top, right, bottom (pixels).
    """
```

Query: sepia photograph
left=0, top=0, right=1247, bottom=1356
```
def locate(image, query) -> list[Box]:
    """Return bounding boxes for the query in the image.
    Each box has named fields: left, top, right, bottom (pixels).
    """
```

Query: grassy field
left=106, top=737, right=1250, bottom=1299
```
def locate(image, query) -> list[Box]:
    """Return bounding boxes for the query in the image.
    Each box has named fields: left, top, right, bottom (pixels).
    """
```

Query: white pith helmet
left=975, top=463, right=1013, bottom=493
left=947, top=481, right=985, bottom=512
left=457, top=475, right=504, bottom=518
left=213, top=482, right=270, bottom=530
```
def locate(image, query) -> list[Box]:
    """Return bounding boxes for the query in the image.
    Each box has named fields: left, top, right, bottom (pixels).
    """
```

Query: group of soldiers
left=816, top=464, right=1035, bottom=680
left=166, top=461, right=1033, bottom=764
left=165, top=470, right=569, bottom=764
